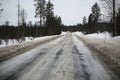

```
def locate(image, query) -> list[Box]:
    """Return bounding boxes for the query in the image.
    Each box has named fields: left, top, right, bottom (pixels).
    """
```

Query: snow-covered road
left=0, top=33, right=117, bottom=80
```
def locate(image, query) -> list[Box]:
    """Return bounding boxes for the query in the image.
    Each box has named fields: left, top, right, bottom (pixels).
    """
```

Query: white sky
left=0, top=0, right=101, bottom=26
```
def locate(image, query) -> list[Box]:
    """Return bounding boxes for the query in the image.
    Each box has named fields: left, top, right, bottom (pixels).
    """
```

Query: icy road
left=0, top=33, right=118, bottom=80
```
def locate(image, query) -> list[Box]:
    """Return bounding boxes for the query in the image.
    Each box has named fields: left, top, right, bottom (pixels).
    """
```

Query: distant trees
left=34, top=0, right=62, bottom=36
left=46, top=16, right=62, bottom=35
left=88, top=3, right=101, bottom=33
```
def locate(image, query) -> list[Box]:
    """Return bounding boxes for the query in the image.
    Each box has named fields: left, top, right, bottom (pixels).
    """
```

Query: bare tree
left=16, top=0, right=21, bottom=42
left=100, top=0, right=120, bottom=36
left=20, top=9, right=27, bottom=42
left=20, top=9, right=27, bottom=26
left=18, top=0, right=20, bottom=26
left=0, top=3, right=3, bottom=16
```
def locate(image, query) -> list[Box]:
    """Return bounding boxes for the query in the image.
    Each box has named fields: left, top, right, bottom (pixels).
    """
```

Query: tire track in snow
left=44, top=33, right=74, bottom=80
left=37, top=34, right=70, bottom=80
left=0, top=48, right=48, bottom=80
left=72, top=45, right=90, bottom=80
left=40, top=49, right=63, bottom=80
left=0, top=35, right=63, bottom=62
left=16, top=33, right=71, bottom=80
left=0, top=34, right=68, bottom=80
left=75, top=34, right=120, bottom=80
left=72, top=35, right=111, bottom=80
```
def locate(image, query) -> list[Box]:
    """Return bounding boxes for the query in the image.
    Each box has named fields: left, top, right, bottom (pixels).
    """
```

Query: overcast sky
left=0, top=0, right=101, bottom=26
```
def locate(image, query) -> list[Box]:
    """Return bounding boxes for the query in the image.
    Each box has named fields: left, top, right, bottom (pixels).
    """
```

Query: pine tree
left=45, top=0, right=54, bottom=35
left=88, top=3, right=101, bottom=33
left=34, top=0, right=46, bottom=27
left=91, top=3, right=101, bottom=23
left=46, top=0, right=54, bottom=17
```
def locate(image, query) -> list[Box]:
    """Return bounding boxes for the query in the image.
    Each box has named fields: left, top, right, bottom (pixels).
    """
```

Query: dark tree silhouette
left=88, top=3, right=101, bottom=33
left=34, top=0, right=46, bottom=36
left=45, top=0, right=54, bottom=35
left=92, top=3, right=101, bottom=23
left=45, top=0, right=62, bottom=35
left=88, top=14, right=93, bottom=33
left=34, top=0, right=46, bottom=27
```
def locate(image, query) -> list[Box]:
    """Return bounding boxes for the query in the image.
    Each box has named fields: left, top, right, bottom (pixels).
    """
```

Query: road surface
left=0, top=33, right=119, bottom=80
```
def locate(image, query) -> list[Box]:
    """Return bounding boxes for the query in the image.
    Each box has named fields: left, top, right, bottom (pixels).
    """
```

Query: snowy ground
left=0, top=32, right=68, bottom=60
left=74, top=32, right=120, bottom=66
left=74, top=32, right=120, bottom=78
left=0, top=31, right=67, bottom=48
left=0, top=35, right=64, bottom=61
left=0, top=32, right=118, bottom=80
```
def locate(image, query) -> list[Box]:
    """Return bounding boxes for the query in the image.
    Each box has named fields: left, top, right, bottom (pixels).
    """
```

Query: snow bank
left=61, top=31, right=68, bottom=35
left=73, top=36, right=111, bottom=80
left=86, top=32, right=111, bottom=39
left=74, top=32, right=120, bottom=66
left=73, top=31, right=111, bottom=39
left=0, top=36, right=57, bottom=48
left=0, top=35, right=59, bottom=59
left=73, top=31, right=83, bottom=36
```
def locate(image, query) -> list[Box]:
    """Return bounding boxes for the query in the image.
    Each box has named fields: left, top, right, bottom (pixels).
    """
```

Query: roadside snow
left=0, top=35, right=65, bottom=80
left=0, top=31, right=67, bottom=48
left=0, top=37, right=38, bottom=47
left=74, top=32, right=120, bottom=66
left=73, top=31, right=83, bottom=36
left=61, top=31, right=68, bottom=35
left=0, top=35, right=60, bottom=59
left=86, top=32, right=111, bottom=39
left=0, top=35, right=61, bottom=48
left=72, top=36, right=111, bottom=80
